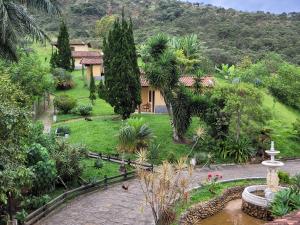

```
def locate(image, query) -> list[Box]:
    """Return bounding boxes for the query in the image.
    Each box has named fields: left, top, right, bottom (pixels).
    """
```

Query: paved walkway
left=36, top=160, right=300, bottom=225
left=36, top=95, right=54, bottom=133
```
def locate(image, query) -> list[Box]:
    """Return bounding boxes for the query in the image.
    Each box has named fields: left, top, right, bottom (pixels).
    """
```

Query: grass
left=172, top=179, right=264, bottom=225
left=54, top=70, right=115, bottom=121
left=53, top=115, right=199, bottom=162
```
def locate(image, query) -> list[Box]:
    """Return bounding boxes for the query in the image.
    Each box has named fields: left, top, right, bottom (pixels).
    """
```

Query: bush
left=52, top=68, right=74, bottom=90
left=167, top=152, right=177, bottom=163
left=54, top=95, right=77, bottom=114
left=271, top=188, right=300, bottom=217
left=27, top=143, right=49, bottom=166
left=219, top=136, right=255, bottom=163
left=278, top=171, right=291, bottom=185
left=31, top=160, right=57, bottom=194
left=148, top=142, right=160, bottom=164
left=15, top=209, right=28, bottom=225
left=72, top=104, right=93, bottom=116
left=293, top=119, right=300, bottom=139
left=51, top=141, right=83, bottom=183
left=21, top=195, right=51, bottom=211
left=56, top=126, right=71, bottom=136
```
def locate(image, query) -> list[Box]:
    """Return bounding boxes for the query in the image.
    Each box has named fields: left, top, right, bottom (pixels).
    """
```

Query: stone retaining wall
left=242, top=200, right=273, bottom=221
left=179, top=186, right=245, bottom=225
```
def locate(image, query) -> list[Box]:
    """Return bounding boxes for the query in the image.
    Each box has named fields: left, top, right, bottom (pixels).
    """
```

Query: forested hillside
left=34, top=0, right=300, bottom=65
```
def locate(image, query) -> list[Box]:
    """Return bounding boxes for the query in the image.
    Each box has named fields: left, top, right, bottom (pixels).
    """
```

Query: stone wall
left=242, top=200, right=273, bottom=221
left=179, top=186, right=245, bottom=225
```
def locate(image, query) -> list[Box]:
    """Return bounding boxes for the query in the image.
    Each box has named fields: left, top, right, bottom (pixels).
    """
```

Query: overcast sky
left=185, top=0, right=300, bottom=14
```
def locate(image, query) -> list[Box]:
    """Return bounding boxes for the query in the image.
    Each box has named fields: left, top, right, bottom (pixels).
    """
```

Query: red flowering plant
left=205, top=173, right=223, bottom=195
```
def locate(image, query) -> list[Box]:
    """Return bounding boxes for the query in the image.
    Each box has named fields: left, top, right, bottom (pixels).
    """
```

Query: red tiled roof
left=80, top=57, right=103, bottom=65
left=141, top=76, right=215, bottom=87
left=72, top=51, right=101, bottom=58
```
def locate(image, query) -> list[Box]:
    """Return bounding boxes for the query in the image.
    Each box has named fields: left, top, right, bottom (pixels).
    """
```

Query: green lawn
left=172, top=179, right=264, bottom=225
left=54, top=70, right=115, bottom=121
left=262, top=91, right=300, bottom=158
left=54, top=114, right=199, bottom=162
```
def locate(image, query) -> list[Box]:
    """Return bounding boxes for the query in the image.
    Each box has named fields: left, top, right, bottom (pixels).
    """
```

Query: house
left=71, top=51, right=102, bottom=69
left=139, top=76, right=214, bottom=113
left=80, top=57, right=104, bottom=83
left=51, top=39, right=91, bottom=52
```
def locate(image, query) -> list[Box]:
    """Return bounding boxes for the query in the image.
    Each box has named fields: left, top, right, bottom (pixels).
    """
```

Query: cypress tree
left=89, top=66, right=97, bottom=105
left=56, top=21, right=73, bottom=71
left=102, top=12, right=141, bottom=119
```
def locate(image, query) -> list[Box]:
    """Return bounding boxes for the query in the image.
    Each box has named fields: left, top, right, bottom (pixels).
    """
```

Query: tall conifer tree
left=56, top=21, right=73, bottom=71
left=89, top=66, right=97, bottom=105
left=102, top=12, right=141, bottom=119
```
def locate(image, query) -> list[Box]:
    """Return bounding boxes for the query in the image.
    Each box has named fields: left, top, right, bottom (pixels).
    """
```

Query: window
left=148, top=91, right=152, bottom=102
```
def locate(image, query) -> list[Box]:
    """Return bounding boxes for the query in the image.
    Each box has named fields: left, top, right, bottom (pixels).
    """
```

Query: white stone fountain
left=261, top=141, right=284, bottom=201
left=242, top=141, right=285, bottom=219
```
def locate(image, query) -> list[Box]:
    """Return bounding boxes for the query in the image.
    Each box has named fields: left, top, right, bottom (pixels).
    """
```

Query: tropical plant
left=278, top=171, right=291, bottom=185
left=219, top=136, right=255, bottom=163
left=54, top=95, right=77, bottom=114
left=135, top=150, right=193, bottom=225
left=118, top=118, right=153, bottom=153
left=271, top=188, right=300, bottom=217
left=0, top=0, right=60, bottom=60
left=216, top=64, right=236, bottom=80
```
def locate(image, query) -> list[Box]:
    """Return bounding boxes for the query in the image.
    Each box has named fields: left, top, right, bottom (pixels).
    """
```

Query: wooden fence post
left=104, top=175, right=108, bottom=189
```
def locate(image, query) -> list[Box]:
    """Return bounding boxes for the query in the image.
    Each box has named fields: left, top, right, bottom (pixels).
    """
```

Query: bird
left=122, top=184, right=129, bottom=191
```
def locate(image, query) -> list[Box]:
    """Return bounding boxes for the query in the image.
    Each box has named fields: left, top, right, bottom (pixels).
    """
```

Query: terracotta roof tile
left=140, top=76, right=215, bottom=87
left=72, top=51, right=101, bottom=58
left=80, top=57, right=103, bottom=65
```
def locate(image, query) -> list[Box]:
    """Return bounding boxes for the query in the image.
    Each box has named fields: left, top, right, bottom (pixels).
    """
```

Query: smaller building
left=72, top=51, right=102, bottom=69
left=51, top=39, right=91, bottom=52
left=80, top=57, right=104, bottom=84
left=140, top=76, right=214, bottom=113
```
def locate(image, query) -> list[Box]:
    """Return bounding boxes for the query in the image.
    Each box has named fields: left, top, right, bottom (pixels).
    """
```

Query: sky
left=185, top=0, right=300, bottom=14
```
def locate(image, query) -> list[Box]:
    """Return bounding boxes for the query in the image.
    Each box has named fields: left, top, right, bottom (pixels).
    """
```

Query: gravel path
left=36, top=95, right=54, bottom=133
left=36, top=159, right=300, bottom=225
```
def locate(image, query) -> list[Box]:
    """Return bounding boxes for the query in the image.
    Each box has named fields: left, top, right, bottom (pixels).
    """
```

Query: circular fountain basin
left=261, top=160, right=284, bottom=168
left=242, top=185, right=269, bottom=207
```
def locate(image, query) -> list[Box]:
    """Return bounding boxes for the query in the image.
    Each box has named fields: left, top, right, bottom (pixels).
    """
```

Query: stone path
left=36, top=95, right=54, bottom=133
left=36, top=160, right=300, bottom=225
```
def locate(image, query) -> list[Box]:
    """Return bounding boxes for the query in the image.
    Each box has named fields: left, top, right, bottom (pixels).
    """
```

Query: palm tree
left=0, top=0, right=60, bottom=60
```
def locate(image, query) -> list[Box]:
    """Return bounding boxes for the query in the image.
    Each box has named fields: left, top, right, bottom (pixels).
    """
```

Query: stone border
left=179, top=178, right=266, bottom=225
left=242, top=199, right=272, bottom=221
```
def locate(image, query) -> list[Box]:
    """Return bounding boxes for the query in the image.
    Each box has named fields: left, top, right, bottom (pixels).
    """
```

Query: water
left=197, top=199, right=265, bottom=225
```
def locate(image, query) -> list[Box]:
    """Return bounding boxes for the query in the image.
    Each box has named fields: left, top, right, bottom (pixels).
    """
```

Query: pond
left=197, top=199, right=265, bottom=225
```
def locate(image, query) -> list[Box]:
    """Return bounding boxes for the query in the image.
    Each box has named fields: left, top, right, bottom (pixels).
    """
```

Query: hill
left=34, top=0, right=300, bottom=65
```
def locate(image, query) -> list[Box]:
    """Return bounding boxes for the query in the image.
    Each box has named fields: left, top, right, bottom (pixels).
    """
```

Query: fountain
left=242, top=141, right=285, bottom=220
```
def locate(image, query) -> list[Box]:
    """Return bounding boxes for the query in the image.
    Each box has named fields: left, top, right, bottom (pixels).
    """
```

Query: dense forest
left=33, top=0, right=300, bottom=65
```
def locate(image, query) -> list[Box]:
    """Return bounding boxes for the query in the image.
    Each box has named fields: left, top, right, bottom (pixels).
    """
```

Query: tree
left=95, top=15, right=117, bottom=39
left=102, top=12, right=141, bottom=119
left=89, top=67, right=97, bottom=105
left=55, top=21, right=73, bottom=71
left=0, top=0, right=60, bottom=60
left=143, top=34, right=183, bottom=141
left=0, top=76, right=33, bottom=220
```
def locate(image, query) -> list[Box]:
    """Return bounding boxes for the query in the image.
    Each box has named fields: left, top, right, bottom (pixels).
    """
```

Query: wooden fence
left=88, top=151, right=154, bottom=171
left=24, top=171, right=136, bottom=225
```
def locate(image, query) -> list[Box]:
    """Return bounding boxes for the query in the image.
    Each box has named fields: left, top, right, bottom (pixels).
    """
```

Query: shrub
left=52, top=68, right=74, bottom=90
left=15, top=209, right=28, bottom=225
left=54, top=95, right=77, bottom=114
left=167, top=152, right=177, bottom=163
left=27, top=143, right=49, bottom=166
left=278, top=171, right=291, bottom=185
left=56, top=126, right=71, bottom=136
left=21, top=195, right=51, bottom=211
left=148, top=142, right=160, bottom=164
left=94, top=158, right=103, bottom=169
left=51, top=141, right=83, bottom=182
left=219, top=136, right=255, bottom=163
left=291, top=173, right=300, bottom=190
left=293, top=119, right=300, bottom=139
left=271, top=188, right=300, bottom=217
left=72, top=104, right=93, bottom=116
left=31, top=160, right=57, bottom=194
